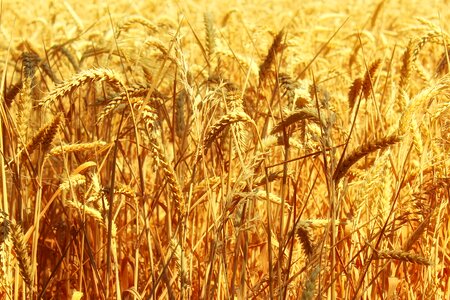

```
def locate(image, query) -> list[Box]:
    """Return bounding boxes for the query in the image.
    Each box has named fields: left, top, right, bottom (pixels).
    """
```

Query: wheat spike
left=16, top=53, right=39, bottom=143
left=333, top=134, right=401, bottom=182
left=374, top=249, right=432, bottom=266
left=202, top=110, right=253, bottom=154
left=271, top=107, right=327, bottom=134
left=116, top=15, right=158, bottom=38
left=398, top=40, right=414, bottom=95
left=204, top=12, right=216, bottom=60
left=225, top=85, right=249, bottom=153
left=149, top=132, right=185, bottom=218
left=259, top=29, right=284, bottom=83
left=59, top=174, right=86, bottom=191
left=39, top=68, right=126, bottom=107
left=114, top=184, right=135, bottom=200
left=48, top=141, right=109, bottom=157
left=300, top=267, right=320, bottom=300
left=348, top=78, right=362, bottom=111
left=97, top=86, right=164, bottom=122
left=295, top=221, right=314, bottom=257
left=19, top=112, right=63, bottom=161
left=10, top=221, right=32, bottom=287
left=398, top=76, right=450, bottom=136
left=403, top=214, right=431, bottom=251
left=362, top=59, right=381, bottom=99
left=66, top=200, right=117, bottom=238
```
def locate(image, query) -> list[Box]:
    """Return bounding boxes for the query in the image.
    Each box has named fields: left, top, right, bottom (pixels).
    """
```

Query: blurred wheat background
left=0, top=0, right=449, bottom=299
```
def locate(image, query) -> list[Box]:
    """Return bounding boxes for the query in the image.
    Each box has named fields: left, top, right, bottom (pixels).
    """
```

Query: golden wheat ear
left=149, top=132, right=185, bottom=218
left=361, top=59, right=381, bottom=99
left=259, top=29, right=285, bottom=84
left=39, top=68, right=126, bottom=107
left=270, top=107, right=327, bottom=134
left=10, top=221, right=33, bottom=287
left=200, top=110, right=254, bottom=157
left=295, top=221, right=314, bottom=257
left=374, top=249, right=432, bottom=266
left=333, top=134, right=401, bottom=183
left=19, top=112, right=64, bottom=162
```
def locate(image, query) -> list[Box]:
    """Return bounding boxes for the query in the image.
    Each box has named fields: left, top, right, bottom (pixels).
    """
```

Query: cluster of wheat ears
left=0, top=1, right=449, bottom=299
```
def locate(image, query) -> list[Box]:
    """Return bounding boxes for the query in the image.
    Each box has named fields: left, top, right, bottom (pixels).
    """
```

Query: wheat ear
left=295, top=221, right=314, bottom=257
left=399, top=40, right=413, bottom=94
left=97, top=86, right=164, bottom=122
left=300, top=267, right=320, bottom=300
left=149, top=133, right=185, bottom=217
left=398, top=77, right=450, bottom=136
left=16, top=53, right=39, bottom=143
left=19, top=113, right=63, bottom=161
left=204, top=12, right=216, bottom=61
left=333, top=134, right=401, bottom=182
left=10, top=221, right=32, bottom=287
left=116, top=15, right=158, bottom=38
left=201, top=110, right=254, bottom=154
left=348, top=78, right=362, bottom=111
left=271, top=107, right=327, bottom=134
left=39, top=68, right=126, bottom=107
left=48, top=141, right=109, bottom=157
left=362, top=59, right=381, bottom=99
left=374, top=249, right=432, bottom=266
left=259, top=29, right=284, bottom=83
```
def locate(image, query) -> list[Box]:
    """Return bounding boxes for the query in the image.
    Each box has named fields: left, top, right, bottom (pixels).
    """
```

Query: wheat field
left=0, top=0, right=449, bottom=299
